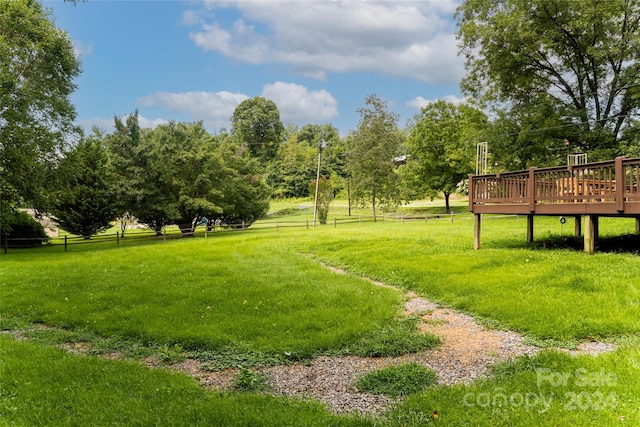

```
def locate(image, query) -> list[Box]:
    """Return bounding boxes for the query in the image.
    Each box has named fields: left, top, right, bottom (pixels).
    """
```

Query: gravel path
left=168, top=287, right=614, bottom=415
left=4, top=267, right=617, bottom=416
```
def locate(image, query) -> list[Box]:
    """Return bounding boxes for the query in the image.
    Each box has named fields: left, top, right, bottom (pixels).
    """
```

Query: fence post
left=402, top=215, right=405, bottom=224
left=242, top=221, right=245, bottom=233
left=306, top=219, right=309, bottom=229
left=451, top=213, right=454, bottom=223
left=116, top=231, right=120, bottom=246
left=334, top=218, right=337, bottom=228
left=276, top=221, right=279, bottom=232
left=3, top=237, right=7, bottom=254
left=163, top=228, right=166, bottom=242
left=205, top=227, right=208, bottom=238
left=425, top=214, right=428, bottom=223
left=359, top=215, right=362, bottom=225
left=64, top=235, right=68, bottom=252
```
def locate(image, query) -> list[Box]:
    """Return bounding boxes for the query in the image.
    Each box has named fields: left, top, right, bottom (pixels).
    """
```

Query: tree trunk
left=120, top=219, right=127, bottom=238
left=179, top=223, right=194, bottom=237
left=444, top=192, right=451, bottom=214
left=347, top=179, right=351, bottom=216
left=372, top=194, right=377, bottom=222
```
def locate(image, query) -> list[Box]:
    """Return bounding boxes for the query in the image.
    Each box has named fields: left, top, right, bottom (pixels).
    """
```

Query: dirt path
left=170, top=267, right=615, bottom=415
left=4, top=264, right=617, bottom=415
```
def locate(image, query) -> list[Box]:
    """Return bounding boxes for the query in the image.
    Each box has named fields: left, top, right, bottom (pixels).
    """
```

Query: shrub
left=1, top=210, right=47, bottom=247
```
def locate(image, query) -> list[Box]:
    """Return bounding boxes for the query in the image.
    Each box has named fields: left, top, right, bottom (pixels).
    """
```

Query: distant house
left=23, top=209, right=59, bottom=237
left=393, top=155, right=408, bottom=166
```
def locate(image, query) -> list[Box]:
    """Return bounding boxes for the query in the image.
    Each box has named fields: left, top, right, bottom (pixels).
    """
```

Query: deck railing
left=469, top=157, right=640, bottom=214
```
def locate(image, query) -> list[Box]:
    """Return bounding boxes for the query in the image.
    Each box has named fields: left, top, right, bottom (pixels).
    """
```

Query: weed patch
left=232, top=368, right=270, bottom=393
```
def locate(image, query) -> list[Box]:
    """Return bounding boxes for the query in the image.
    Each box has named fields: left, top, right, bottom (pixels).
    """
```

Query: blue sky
left=48, top=0, right=466, bottom=136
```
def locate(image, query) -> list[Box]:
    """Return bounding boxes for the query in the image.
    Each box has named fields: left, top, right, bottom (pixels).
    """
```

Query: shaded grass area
left=0, top=336, right=373, bottom=427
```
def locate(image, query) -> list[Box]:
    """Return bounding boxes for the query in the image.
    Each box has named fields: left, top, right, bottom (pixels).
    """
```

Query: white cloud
left=136, top=90, right=249, bottom=129
left=186, top=0, right=464, bottom=84
left=77, top=117, right=114, bottom=132
left=77, top=115, right=168, bottom=134
left=407, top=94, right=468, bottom=110
left=260, top=82, right=338, bottom=124
left=137, top=116, right=170, bottom=129
left=77, top=84, right=337, bottom=135
left=72, top=40, right=94, bottom=58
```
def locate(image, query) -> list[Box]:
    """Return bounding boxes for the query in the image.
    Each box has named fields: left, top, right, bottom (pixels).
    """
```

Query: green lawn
left=1, top=208, right=639, bottom=425
left=1, top=233, right=415, bottom=358
left=299, top=215, right=640, bottom=342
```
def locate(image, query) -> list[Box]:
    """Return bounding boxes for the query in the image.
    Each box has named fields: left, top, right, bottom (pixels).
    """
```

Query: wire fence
left=2, top=212, right=491, bottom=253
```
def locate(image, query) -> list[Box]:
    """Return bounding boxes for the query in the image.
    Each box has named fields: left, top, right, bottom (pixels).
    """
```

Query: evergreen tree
left=51, top=131, right=116, bottom=239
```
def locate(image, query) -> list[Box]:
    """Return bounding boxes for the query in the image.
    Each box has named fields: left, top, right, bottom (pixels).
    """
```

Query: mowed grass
left=0, top=336, right=373, bottom=427
left=2, top=207, right=640, bottom=426
left=384, top=347, right=640, bottom=426
left=297, top=215, right=640, bottom=342
left=1, top=232, right=406, bottom=356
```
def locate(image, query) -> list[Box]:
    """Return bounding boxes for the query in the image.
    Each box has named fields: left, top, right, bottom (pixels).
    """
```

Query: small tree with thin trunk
left=309, top=177, right=333, bottom=224
left=405, top=100, right=487, bottom=213
left=348, top=94, right=404, bottom=221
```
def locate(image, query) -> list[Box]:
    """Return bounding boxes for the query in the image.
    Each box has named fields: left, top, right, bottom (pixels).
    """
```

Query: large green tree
left=266, top=123, right=341, bottom=199
left=231, top=97, right=284, bottom=163
left=457, top=0, right=640, bottom=161
left=50, top=131, right=116, bottom=239
left=141, top=121, right=224, bottom=235
left=0, top=0, right=80, bottom=231
left=405, top=101, right=488, bottom=213
left=105, top=111, right=143, bottom=236
left=107, top=119, right=269, bottom=234
left=210, top=138, right=270, bottom=227
left=348, top=94, right=404, bottom=221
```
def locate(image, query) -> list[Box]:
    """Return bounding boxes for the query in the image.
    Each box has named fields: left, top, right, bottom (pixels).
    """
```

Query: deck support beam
left=474, top=214, right=481, bottom=250
left=636, top=217, right=640, bottom=234
left=527, top=215, right=534, bottom=243
left=584, top=215, right=599, bottom=254
left=574, top=216, right=582, bottom=237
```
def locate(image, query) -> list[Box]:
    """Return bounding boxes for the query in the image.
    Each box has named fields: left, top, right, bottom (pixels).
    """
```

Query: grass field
left=1, top=199, right=639, bottom=425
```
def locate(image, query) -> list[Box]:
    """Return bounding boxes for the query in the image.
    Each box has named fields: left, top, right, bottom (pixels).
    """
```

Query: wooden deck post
left=468, top=174, right=475, bottom=213
left=584, top=215, right=599, bottom=254
left=527, top=215, right=534, bottom=243
left=636, top=217, right=640, bottom=234
left=574, top=216, right=582, bottom=237
left=615, top=156, right=625, bottom=212
left=474, top=214, right=481, bottom=250
left=528, top=167, right=536, bottom=212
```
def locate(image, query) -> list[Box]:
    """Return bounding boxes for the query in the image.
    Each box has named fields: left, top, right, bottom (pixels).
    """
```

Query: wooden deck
left=468, top=156, right=640, bottom=253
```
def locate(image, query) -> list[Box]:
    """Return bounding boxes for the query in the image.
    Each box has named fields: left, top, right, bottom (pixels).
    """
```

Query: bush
left=1, top=210, right=47, bottom=247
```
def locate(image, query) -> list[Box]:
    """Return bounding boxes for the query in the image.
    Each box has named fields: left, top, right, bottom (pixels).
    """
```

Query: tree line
left=2, top=0, right=639, bottom=241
